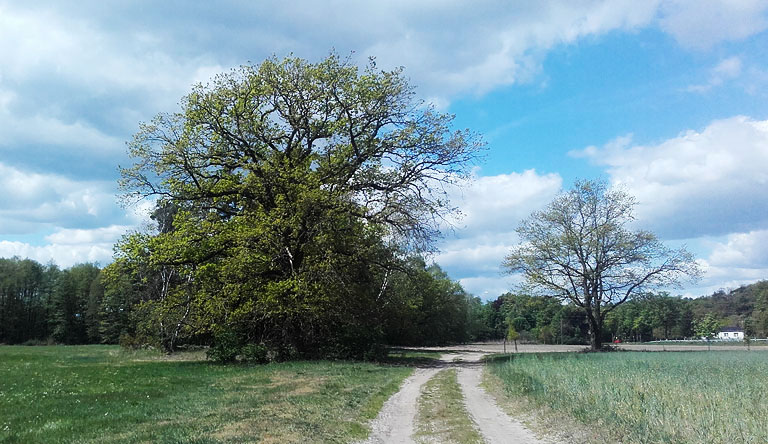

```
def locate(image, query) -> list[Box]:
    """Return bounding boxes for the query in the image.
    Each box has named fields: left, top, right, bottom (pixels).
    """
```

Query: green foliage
left=115, top=53, right=482, bottom=358
left=207, top=329, right=242, bottom=363
left=490, top=352, right=768, bottom=443
left=506, top=325, right=519, bottom=342
left=382, top=259, right=474, bottom=346
left=0, top=258, right=61, bottom=344
left=51, top=263, right=101, bottom=344
left=693, top=313, right=722, bottom=339
left=0, top=258, right=104, bottom=345
left=240, top=343, right=270, bottom=363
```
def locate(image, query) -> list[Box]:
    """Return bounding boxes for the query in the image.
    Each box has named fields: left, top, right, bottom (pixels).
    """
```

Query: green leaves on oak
left=116, top=54, right=482, bottom=358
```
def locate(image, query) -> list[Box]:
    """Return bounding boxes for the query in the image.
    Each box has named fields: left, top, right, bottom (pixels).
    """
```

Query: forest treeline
left=2, top=253, right=766, bottom=349
left=483, top=281, right=768, bottom=344
left=0, top=256, right=491, bottom=350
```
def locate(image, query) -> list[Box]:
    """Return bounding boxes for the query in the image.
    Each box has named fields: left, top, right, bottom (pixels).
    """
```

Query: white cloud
left=0, top=161, right=139, bottom=267
left=446, top=169, right=562, bottom=234
left=0, top=238, right=115, bottom=268
left=0, top=0, right=705, bottom=116
left=572, top=116, right=768, bottom=239
left=0, top=162, right=120, bottom=232
left=684, top=230, right=768, bottom=296
left=359, top=1, right=660, bottom=98
left=436, top=169, right=562, bottom=299
left=0, top=6, right=220, bottom=100
left=45, top=226, right=132, bottom=246
left=687, top=56, right=743, bottom=92
left=459, top=275, right=519, bottom=300
left=659, top=0, right=768, bottom=50
left=708, top=229, right=768, bottom=268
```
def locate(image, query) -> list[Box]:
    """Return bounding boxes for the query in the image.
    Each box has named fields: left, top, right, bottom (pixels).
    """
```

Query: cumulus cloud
left=0, top=4, right=225, bottom=177
left=674, top=230, right=768, bottom=296
left=659, top=0, right=768, bottom=50
left=436, top=169, right=562, bottom=299
left=4, top=0, right=752, bottom=134
left=687, top=56, right=743, bottom=92
left=458, top=275, right=520, bottom=300
left=0, top=162, right=123, bottom=233
left=0, top=238, right=115, bottom=268
left=572, top=116, right=768, bottom=239
left=0, top=1, right=762, bottom=182
left=708, top=229, right=768, bottom=269
left=358, top=1, right=660, bottom=98
left=446, top=169, right=562, bottom=234
left=0, top=162, right=146, bottom=268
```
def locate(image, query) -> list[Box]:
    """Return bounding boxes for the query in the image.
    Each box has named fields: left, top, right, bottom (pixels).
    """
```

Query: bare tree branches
left=504, top=180, right=701, bottom=349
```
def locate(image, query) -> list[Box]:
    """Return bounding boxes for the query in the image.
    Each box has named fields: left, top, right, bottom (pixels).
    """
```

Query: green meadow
left=0, top=346, right=411, bottom=444
left=488, top=351, right=768, bottom=444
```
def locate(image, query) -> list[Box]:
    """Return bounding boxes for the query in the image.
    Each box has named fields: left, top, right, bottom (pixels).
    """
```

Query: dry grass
left=414, top=368, right=483, bottom=444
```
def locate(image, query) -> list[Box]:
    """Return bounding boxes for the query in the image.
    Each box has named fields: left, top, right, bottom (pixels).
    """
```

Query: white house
left=716, top=327, right=744, bottom=341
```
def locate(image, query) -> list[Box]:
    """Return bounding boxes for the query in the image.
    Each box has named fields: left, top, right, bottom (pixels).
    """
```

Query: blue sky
left=2, top=1, right=768, bottom=299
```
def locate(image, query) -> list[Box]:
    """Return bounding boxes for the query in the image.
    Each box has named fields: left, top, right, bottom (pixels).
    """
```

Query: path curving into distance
left=359, top=351, right=549, bottom=444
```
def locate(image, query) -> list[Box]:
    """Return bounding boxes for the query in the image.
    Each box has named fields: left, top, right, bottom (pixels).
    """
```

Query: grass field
left=488, top=351, right=768, bottom=443
left=0, top=345, right=412, bottom=444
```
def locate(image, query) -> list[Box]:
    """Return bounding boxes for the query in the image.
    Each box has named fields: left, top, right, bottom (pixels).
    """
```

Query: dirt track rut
left=359, top=351, right=547, bottom=444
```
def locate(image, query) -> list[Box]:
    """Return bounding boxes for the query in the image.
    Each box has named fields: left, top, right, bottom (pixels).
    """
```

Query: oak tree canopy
left=116, top=54, right=483, bottom=358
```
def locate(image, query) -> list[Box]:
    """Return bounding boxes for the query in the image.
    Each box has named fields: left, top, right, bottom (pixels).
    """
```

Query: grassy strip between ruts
left=414, top=368, right=483, bottom=444
left=0, top=345, right=412, bottom=444
left=486, top=351, right=768, bottom=444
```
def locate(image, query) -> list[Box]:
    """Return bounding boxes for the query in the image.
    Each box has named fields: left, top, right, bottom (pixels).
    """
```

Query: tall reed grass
left=489, top=351, right=768, bottom=443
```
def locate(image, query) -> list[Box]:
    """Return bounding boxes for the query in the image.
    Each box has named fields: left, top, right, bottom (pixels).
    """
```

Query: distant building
left=716, top=327, right=744, bottom=341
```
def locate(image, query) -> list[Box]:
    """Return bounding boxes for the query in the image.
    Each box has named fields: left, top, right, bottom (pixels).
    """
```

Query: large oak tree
left=117, top=54, right=482, bottom=358
left=503, top=180, right=700, bottom=350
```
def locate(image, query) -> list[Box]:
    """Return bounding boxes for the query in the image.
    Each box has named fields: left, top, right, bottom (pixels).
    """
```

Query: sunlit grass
left=414, top=368, right=482, bottom=444
left=488, top=351, right=768, bottom=444
left=0, top=345, right=411, bottom=443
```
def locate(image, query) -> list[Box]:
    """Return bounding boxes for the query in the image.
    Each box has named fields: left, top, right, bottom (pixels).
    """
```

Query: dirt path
left=357, top=367, right=441, bottom=444
left=359, top=351, right=547, bottom=444
left=449, top=352, right=547, bottom=444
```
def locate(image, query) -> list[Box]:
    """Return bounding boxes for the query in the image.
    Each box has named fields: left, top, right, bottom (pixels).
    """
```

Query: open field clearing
left=406, top=341, right=768, bottom=354
left=0, top=346, right=411, bottom=444
left=487, top=351, right=768, bottom=444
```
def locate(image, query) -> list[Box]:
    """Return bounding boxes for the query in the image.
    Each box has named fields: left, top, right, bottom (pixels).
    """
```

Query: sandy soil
left=448, top=352, right=547, bottom=444
left=360, top=342, right=765, bottom=443
left=357, top=367, right=441, bottom=444
left=360, top=350, right=548, bottom=444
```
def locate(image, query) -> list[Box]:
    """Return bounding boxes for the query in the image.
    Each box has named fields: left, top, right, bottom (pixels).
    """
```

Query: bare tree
left=503, top=180, right=701, bottom=350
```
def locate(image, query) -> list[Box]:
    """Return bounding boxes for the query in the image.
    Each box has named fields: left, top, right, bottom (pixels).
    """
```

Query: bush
left=206, top=330, right=241, bottom=363
left=240, top=343, right=270, bottom=364
left=119, top=333, right=156, bottom=350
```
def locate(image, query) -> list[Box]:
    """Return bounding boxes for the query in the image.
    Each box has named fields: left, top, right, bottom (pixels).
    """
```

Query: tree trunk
left=587, top=314, right=602, bottom=351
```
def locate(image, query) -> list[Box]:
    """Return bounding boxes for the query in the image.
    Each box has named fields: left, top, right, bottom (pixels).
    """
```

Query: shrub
left=206, top=330, right=241, bottom=363
left=240, top=343, right=270, bottom=364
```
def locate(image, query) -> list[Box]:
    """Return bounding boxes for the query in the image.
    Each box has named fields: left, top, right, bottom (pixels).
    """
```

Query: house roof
left=719, top=327, right=743, bottom=332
